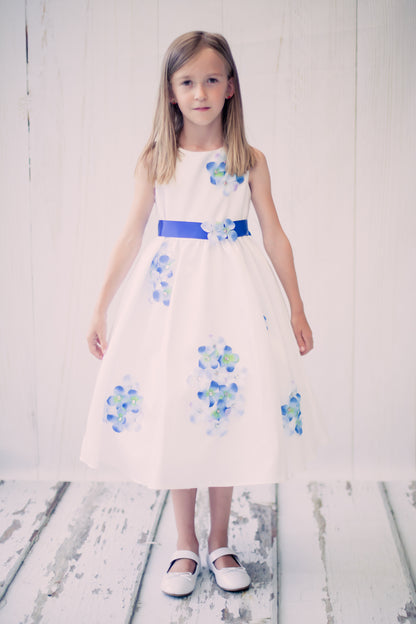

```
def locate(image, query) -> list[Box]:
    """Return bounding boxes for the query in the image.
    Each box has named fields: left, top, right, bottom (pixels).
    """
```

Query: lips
left=193, top=107, right=210, bottom=111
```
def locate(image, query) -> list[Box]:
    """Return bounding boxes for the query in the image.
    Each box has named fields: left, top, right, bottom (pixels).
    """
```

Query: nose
left=194, top=82, right=206, bottom=100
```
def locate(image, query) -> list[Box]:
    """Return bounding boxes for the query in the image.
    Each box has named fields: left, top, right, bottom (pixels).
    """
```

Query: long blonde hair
left=137, top=31, right=256, bottom=184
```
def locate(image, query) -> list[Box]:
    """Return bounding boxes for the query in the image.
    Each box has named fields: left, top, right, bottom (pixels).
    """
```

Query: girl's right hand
left=87, top=313, right=108, bottom=360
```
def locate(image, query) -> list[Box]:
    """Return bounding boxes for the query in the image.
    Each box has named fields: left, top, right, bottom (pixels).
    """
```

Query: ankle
left=207, top=535, right=228, bottom=553
left=177, top=536, right=199, bottom=554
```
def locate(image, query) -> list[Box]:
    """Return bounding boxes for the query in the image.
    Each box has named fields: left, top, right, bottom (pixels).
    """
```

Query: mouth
left=193, top=107, right=210, bottom=111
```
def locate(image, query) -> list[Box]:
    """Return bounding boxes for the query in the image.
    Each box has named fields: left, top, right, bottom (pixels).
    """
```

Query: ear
left=226, top=77, right=235, bottom=99
left=168, top=84, right=176, bottom=104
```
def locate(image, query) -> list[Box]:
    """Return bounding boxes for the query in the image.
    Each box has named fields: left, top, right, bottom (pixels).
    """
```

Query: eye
left=207, top=77, right=219, bottom=84
left=181, top=80, right=192, bottom=86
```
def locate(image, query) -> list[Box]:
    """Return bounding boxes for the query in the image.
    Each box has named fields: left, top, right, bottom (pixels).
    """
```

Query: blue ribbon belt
left=158, top=219, right=250, bottom=240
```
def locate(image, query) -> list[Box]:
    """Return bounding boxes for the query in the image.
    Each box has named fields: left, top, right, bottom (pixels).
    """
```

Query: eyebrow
left=174, top=72, right=225, bottom=80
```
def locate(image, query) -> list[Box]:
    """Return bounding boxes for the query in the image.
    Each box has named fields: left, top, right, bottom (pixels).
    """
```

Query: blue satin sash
left=158, top=219, right=250, bottom=240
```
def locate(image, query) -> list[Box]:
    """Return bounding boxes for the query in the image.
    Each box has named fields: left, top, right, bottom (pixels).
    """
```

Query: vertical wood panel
left=0, top=0, right=39, bottom=477
left=280, top=0, right=356, bottom=478
left=157, top=0, right=222, bottom=55
left=27, top=0, right=98, bottom=479
left=354, top=0, right=416, bottom=478
left=24, top=0, right=159, bottom=480
left=1, top=0, right=415, bottom=480
left=225, top=1, right=357, bottom=477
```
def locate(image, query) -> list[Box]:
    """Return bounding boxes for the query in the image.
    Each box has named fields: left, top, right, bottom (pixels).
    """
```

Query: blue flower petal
left=281, top=389, right=303, bottom=436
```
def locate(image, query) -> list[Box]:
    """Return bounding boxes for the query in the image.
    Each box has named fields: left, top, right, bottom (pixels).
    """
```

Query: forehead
left=172, top=47, right=227, bottom=79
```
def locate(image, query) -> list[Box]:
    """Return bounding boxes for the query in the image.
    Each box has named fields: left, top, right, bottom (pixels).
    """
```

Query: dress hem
left=79, top=433, right=329, bottom=490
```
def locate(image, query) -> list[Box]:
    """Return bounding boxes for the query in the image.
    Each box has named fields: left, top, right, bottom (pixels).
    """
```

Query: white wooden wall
left=1, top=0, right=415, bottom=481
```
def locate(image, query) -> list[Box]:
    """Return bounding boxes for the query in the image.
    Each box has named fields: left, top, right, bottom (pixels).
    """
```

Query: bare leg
left=169, top=488, right=199, bottom=573
left=207, top=486, right=240, bottom=569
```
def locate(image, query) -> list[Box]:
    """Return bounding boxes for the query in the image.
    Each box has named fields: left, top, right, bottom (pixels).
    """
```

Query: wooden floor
left=0, top=481, right=415, bottom=624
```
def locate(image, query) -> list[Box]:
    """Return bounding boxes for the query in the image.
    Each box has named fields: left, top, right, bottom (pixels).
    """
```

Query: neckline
left=179, top=146, right=224, bottom=153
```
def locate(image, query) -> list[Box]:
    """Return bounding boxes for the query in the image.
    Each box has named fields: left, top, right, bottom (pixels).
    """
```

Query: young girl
left=81, top=31, right=327, bottom=597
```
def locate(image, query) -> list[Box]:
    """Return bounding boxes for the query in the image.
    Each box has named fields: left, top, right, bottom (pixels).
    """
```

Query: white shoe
left=207, top=547, right=251, bottom=591
left=160, top=550, right=201, bottom=597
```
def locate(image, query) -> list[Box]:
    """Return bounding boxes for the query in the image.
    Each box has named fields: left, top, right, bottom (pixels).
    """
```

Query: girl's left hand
left=291, top=310, right=313, bottom=356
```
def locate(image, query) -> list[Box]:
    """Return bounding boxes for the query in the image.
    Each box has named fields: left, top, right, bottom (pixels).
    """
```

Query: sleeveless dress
left=80, top=147, right=328, bottom=489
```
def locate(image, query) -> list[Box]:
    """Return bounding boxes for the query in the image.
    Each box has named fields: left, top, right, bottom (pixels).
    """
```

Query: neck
left=179, top=122, right=223, bottom=152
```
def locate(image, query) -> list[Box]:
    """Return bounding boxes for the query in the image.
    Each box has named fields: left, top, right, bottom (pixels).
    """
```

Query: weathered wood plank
left=305, top=481, right=416, bottom=623
left=0, top=483, right=167, bottom=623
left=133, top=485, right=277, bottom=623
left=277, top=481, right=328, bottom=623
left=383, top=481, right=416, bottom=615
left=0, top=481, right=69, bottom=602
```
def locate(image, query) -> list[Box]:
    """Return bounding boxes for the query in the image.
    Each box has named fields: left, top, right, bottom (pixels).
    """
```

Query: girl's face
left=170, top=47, right=234, bottom=132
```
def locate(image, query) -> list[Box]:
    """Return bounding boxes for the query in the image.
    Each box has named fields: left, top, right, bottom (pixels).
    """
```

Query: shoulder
left=247, top=148, right=280, bottom=232
left=250, top=146, right=267, bottom=166
left=248, top=147, right=271, bottom=190
left=134, top=155, right=154, bottom=189
left=131, top=155, right=155, bottom=211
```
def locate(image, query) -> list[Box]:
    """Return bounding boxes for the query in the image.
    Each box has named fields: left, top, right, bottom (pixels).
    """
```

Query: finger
left=293, top=327, right=306, bottom=354
left=95, top=332, right=107, bottom=357
left=87, top=334, right=104, bottom=360
left=301, top=329, right=313, bottom=355
left=99, top=334, right=108, bottom=356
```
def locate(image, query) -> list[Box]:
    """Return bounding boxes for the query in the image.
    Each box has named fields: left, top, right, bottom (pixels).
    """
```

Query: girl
left=81, top=31, right=327, bottom=597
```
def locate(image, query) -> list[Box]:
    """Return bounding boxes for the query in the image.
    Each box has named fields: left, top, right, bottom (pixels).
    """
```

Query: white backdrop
left=0, top=0, right=415, bottom=481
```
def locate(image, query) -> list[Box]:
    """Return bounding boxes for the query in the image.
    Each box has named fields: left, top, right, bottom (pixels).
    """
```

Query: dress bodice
left=154, top=148, right=251, bottom=222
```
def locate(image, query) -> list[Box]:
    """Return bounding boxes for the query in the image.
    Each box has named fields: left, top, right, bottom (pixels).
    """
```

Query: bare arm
left=87, top=160, right=155, bottom=359
left=249, top=149, right=313, bottom=355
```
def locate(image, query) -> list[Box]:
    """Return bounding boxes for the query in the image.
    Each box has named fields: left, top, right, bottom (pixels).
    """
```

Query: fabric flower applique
left=188, top=335, right=245, bottom=437
left=206, top=153, right=244, bottom=196
left=201, top=218, right=238, bottom=243
left=281, top=388, right=303, bottom=436
left=104, top=375, right=144, bottom=433
left=148, top=242, right=174, bottom=306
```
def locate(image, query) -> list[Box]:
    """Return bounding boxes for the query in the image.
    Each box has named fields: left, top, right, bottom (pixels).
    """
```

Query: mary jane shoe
left=208, top=547, right=251, bottom=592
left=160, top=550, right=201, bottom=597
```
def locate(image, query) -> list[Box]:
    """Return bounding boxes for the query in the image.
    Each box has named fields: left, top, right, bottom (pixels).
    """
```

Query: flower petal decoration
left=189, top=335, right=245, bottom=436
left=104, top=375, right=144, bottom=433
left=281, top=389, right=303, bottom=436
left=219, top=345, right=240, bottom=372
left=148, top=242, right=175, bottom=306
left=206, top=152, right=244, bottom=196
left=200, top=218, right=238, bottom=243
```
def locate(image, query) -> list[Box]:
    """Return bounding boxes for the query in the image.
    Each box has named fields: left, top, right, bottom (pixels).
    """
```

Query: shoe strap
left=171, top=549, right=200, bottom=566
left=208, top=547, right=240, bottom=566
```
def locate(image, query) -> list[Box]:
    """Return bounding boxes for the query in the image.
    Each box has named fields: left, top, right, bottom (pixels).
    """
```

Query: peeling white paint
left=307, top=482, right=335, bottom=624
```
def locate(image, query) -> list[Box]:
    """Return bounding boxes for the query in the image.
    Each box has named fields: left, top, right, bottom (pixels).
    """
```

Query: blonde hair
left=137, top=31, right=256, bottom=185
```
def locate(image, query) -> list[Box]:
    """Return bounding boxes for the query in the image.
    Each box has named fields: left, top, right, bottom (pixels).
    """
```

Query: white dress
left=80, top=147, right=328, bottom=489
